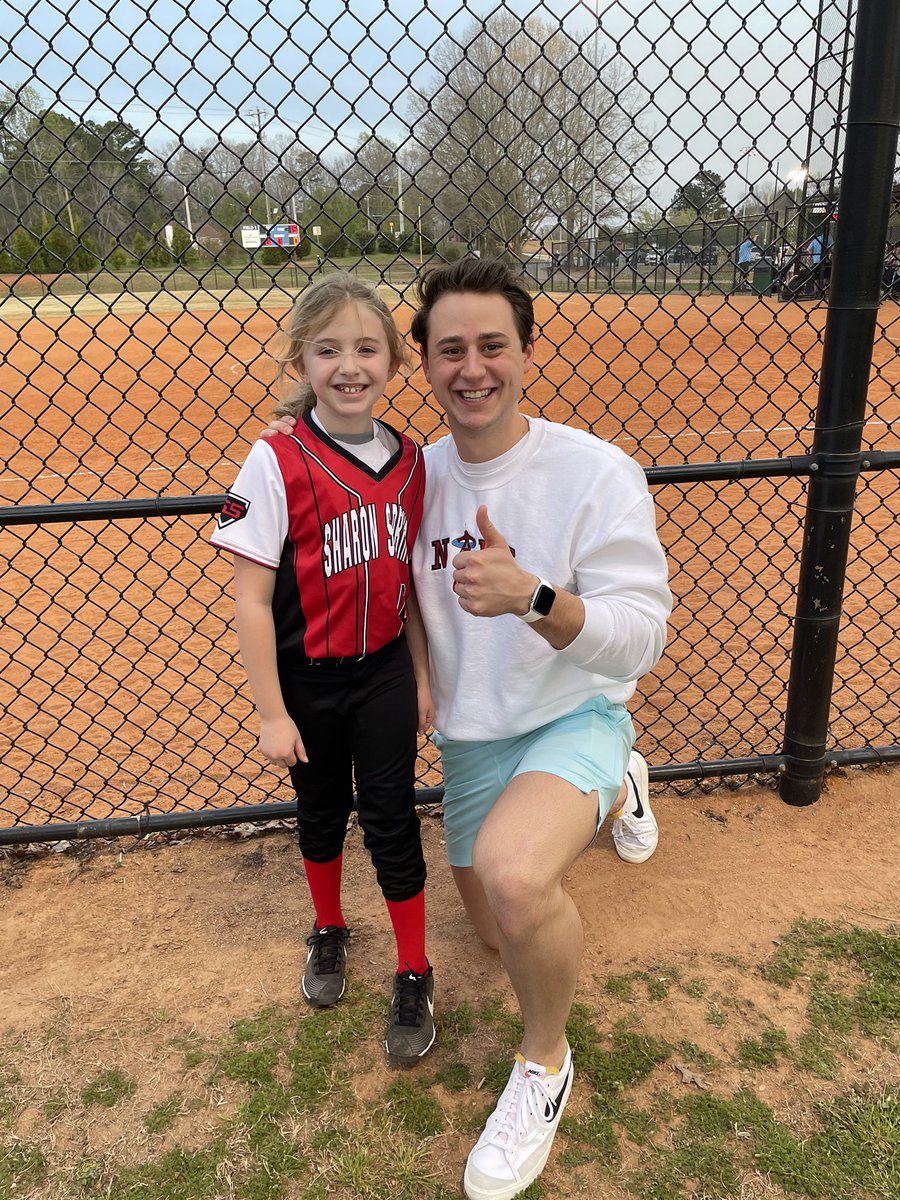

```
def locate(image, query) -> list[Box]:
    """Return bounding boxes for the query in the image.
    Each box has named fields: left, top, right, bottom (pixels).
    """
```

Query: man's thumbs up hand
left=451, top=505, right=537, bottom=618
left=475, top=504, right=508, bottom=550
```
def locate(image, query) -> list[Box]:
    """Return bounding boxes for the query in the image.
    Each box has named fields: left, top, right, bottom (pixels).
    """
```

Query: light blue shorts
left=433, top=695, right=635, bottom=868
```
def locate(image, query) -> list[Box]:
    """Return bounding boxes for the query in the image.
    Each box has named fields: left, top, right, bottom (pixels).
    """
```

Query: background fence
left=1, top=0, right=898, bottom=843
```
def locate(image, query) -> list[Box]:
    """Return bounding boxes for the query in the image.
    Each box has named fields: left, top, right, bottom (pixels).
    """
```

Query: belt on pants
left=293, top=634, right=404, bottom=670
left=300, top=652, right=368, bottom=669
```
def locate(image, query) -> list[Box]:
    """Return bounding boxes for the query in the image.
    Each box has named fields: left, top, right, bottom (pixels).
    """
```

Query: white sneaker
left=463, top=1048, right=573, bottom=1200
left=612, top=751, right=658, bottom=864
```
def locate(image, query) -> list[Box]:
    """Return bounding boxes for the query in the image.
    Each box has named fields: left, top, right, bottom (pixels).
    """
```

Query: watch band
left=518, top=578, right=556, bottom=624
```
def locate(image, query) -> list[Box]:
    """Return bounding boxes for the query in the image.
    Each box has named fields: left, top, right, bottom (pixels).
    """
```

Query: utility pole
left=246, top=106, right=273, bottom=226
left=396, top=161, right=405, bottom=235
left=182, top=181, right=194, bottom=241
left=62, top=185, right=76, bottom=236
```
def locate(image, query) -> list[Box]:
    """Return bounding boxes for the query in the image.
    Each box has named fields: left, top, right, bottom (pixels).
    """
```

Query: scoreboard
left=263, top=222, right=301, bottom=247
left=240, top=222, right=301, bottom=250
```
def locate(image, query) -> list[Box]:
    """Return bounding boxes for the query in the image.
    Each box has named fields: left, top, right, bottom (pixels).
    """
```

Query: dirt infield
left=1, top=291, right=898, bottom=830
left=2, top=290, right=898, bottom=508
left=2, top=292, right=898, bottom=508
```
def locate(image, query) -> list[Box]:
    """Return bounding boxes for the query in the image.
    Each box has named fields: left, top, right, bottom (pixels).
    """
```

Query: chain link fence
left=1, top=0, right=898, bottom=841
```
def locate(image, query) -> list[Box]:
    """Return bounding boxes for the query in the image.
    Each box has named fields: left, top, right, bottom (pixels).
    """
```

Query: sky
left=0, top=0, right=851, bottom=209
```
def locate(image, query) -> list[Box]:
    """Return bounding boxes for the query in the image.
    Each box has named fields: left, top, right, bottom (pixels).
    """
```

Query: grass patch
left=750, top=1085, right=900, bottom=1199
left=0, top=1141, right=47, bottom=1194
left=80, top=1068, right=136, bottom=1108
left=675, top=1040, right=717, bottom=1071
left=480, top=1053, right=518, bottom=1096
left=478, top=999, right=524, bottom=1046
left=386, top=1076, right=444, bottom=1137
left=171, top=1030, right=208, bottom=1071
left=433, top=1060, right=471, bottom=1091
left=143, top=1091, right=186, bottom=1135
left=794, top=1030, right=841, bottom=1079
left=605, top=973, right=635, bottom=1000
left=305, top=1119, right=441, bottom=1199
left=0, top=1059, right=20, bottom=1128
left=705, top=1004, right=727, bottom=1028
left=439, top=1002, right=475, bottom=1039
left=735, top=1026, right=791, bottom=1069
left=809, top=973, right=856, bottom=1034
left=560, top=1005, right=671, bottom=1167
left=42, top=1093, right=68, bottom=1123
left=103, top=1144, right=227, bottom=1200
left=761, top=919, right=900, bottom=1039
left=603, top=969, right=676, bottom=1002
left=567, top=1012, right=672, bottom=1095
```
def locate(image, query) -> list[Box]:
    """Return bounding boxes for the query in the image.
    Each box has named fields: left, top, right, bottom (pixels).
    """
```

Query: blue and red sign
left=262, top=223, right=301, bottom=247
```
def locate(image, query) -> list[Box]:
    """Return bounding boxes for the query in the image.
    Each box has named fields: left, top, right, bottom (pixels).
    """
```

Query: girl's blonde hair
left=272, top=273, right=409, bottom=418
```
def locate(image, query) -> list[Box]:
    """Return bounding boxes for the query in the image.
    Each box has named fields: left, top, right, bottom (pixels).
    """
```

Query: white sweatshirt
left=412, top=417, right=671, bottom=742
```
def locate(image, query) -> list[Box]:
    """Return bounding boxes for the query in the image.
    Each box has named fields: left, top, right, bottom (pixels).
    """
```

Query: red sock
left=303, top=855, right=345, bottom=930
left=385, top=889, right=428, bottom=975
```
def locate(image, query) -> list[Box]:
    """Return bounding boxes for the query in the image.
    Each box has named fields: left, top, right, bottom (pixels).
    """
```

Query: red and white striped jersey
left=212, top=412, right=425, bottom=659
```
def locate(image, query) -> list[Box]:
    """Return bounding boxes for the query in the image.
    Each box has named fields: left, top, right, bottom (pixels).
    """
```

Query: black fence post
left=780, top=0, right=900, bottom=805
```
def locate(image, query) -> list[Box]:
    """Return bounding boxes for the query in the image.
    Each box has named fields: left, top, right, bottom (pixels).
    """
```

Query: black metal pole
left=780, top=0, right=900, bottom=805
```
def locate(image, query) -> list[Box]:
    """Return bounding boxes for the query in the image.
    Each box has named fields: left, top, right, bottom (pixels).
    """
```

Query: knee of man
left=473, top=851, right=548, bottom=937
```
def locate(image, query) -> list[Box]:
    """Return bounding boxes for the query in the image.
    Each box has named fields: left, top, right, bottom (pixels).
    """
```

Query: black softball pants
left=280, top=635, right=426, bottom=903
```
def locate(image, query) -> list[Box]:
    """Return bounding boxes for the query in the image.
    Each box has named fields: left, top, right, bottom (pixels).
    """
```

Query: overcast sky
left=0, top=0, right=851, bottom=207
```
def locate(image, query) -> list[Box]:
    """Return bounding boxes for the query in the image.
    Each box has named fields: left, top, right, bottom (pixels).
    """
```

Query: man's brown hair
left=410, top=258, right=534, bottom=352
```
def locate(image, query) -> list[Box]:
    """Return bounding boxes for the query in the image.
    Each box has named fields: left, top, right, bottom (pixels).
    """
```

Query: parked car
left=664, top=245, right=694, bottom=265
left=696, top=245, right=720, bottom=266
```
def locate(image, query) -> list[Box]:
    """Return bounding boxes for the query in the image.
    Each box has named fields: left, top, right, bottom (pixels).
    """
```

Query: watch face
left=532, top=583, right=556, bottom=616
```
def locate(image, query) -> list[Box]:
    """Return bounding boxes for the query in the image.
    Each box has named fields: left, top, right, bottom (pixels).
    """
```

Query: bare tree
left=405, top=11, right=646, bottom=253
left=340, top=133, right=403, bottom=233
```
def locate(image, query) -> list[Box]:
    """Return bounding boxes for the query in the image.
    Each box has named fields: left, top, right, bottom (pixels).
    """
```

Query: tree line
left=0, top=12, right=656, bottom=274
left=1, top=11, right=787, bottom=278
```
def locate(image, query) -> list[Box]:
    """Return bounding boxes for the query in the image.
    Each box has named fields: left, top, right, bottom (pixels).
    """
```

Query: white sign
left=312, top=226, right=322, bottom=237
left=241, top=225, right=262, bottom=249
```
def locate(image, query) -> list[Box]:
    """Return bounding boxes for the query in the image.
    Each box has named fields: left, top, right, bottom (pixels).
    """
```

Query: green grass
left=735, top=1026, right=791, bottom=1068
left=603, top=968, right=676, bottom=1002
left=143, top=1091, right=187, bottom=1135
left=2, top=919, right=898, bottom=1199
left=102, top=1145, right=228, bottom=1200
left=385, top=1076, right=444, bottom=1137
left=0, top=1141, right=47, bottom=1195
left=80, top=1068, right=136, bottom=1108
left=794, top=1030, right=841, bottom=1079
left=705, top=1004, right=728, bottom=1028
left=761, top=918, right=900, bottom=1039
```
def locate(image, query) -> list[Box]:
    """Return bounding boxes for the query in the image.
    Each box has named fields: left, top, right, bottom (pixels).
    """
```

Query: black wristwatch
left=519, top=578, right=557, bottom=624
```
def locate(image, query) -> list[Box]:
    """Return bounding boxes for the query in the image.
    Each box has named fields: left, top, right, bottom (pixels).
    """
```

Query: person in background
left=737, top=237, right=754, bottom=289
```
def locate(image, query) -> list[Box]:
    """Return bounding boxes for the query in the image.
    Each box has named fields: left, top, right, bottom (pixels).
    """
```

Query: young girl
left=211, top=274, right=435, bottom=1064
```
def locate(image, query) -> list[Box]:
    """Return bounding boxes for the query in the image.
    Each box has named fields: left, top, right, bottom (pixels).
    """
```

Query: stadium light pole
left=737, top=145, right=760, bottom=231
left=734, top=145, right=758, bottom=286
left=783, top=164, right=808, bottom=250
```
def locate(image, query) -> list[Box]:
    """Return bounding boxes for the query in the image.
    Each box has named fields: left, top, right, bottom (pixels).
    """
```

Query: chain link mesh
left=1, top=0, right=897, bottom=836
